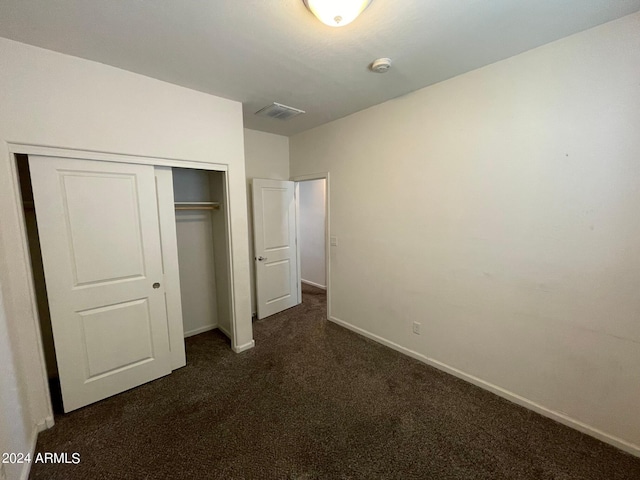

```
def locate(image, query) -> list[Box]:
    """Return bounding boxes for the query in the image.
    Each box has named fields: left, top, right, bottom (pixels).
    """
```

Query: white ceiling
left=1, top=0, right=639, bottom=136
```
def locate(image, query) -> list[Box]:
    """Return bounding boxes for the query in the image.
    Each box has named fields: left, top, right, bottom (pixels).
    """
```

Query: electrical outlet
left=413, top=321, right=421, bottom=335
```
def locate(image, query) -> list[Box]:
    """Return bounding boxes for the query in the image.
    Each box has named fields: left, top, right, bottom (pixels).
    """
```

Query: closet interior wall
left=172, top=168, right=232, bottom=339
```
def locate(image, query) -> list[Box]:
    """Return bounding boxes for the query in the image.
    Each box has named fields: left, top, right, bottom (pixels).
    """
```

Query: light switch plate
left=330, top=236, right=338, bottom=246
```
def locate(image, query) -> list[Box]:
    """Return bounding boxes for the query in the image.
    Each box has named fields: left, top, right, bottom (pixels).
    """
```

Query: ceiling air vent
left=255, top=102, right=305, bottom=121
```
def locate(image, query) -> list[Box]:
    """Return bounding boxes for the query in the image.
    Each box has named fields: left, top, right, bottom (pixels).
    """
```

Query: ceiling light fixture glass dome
left=303, top=0, right=373, bottom=27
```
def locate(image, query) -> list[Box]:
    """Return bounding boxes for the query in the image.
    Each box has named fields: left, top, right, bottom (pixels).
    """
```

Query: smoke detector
left=371, top=58, right=392, bottom=73
left=255, top=102, right=306, bottom=120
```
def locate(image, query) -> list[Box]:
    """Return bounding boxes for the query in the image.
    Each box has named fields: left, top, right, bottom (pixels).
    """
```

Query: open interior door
left=252, top=178, right=300, bottom=319
left=29, top=155, right=172, bottom=412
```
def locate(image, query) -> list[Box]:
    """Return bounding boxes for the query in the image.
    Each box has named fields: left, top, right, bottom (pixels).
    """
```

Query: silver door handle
left=257, top=256, right=267, bottom=261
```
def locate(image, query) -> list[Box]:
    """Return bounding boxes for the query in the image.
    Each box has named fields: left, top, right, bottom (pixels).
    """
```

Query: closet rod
left=174, top=206, right=220, bottom=211
left=174, top=202, right=220, bottom=211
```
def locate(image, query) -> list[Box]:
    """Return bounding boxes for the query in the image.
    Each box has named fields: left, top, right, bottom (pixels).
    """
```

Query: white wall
left=299, top=179, right=326, bottom=288
left=0, top=282, right=33, bottom=480
left=0, top=37, right=253, bottom=479
left=243, top=128, right=290, bottom=314
left=290, top=13, right=640, bottom=454
left=175, top=213, right=219, bottom=336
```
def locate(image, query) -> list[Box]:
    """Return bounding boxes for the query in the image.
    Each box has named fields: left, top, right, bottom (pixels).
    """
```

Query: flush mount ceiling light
left=303, top=0, right=373, bottom=27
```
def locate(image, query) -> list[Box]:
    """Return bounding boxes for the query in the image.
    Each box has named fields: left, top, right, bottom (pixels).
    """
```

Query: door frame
left=6, top=142, right=239, bottom=426
left=291, top=173, right=331, bottom=319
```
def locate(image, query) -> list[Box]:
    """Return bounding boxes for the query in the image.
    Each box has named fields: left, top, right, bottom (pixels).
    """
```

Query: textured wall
left=244, top=129, right=290, bottom=314
left=290, top=13, right=640, bottom=453
left=0, top=37, right=253, bottom=478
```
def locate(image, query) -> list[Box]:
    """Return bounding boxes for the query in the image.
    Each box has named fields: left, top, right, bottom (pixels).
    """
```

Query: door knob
left=257, top=256, right=267, bottom=262
left=153, top=282, right=161, bottom=289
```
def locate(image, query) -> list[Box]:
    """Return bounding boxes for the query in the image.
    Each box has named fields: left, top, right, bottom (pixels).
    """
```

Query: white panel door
left=29, top=155, right=172, bottom=412
left=252, top=179, right=300, bottom=319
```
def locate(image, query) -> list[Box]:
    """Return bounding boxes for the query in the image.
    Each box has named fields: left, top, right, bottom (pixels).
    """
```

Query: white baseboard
left=19, top=424, right=40, bottom=480
left=301, top=279, right=326, bottom=290
left=218, top=324, right=231, bottom=339
left=38, top=416, right=55, bottom=431
left=328, top=314, right=640, bottom=458
left=232, top=340, right=255, bottom=353
left=183, top=324, right=217, bottom=338
left=17, top=415, right=56, bottom=479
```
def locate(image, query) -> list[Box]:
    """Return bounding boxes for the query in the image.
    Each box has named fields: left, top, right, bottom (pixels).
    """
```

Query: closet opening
left=171, top=167, right=233, bottom=343
left=15, top=153, right=235, bottom=414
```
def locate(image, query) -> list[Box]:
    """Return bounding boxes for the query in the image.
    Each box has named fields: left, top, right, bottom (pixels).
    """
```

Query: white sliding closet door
left=29, top=155, right=172, bottom=412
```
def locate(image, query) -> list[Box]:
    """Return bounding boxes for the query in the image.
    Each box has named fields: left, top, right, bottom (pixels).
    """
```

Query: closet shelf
left=174, top=201, right=221, bottom=211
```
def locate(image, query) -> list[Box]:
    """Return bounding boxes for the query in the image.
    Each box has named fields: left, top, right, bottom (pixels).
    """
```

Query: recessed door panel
left=264, top=259, right=292, bottom=304
left=262, top=188, right=291, bottom=250
left=29, top=155, right=172, bottom=412
left=62, top=172, right=146, bottom=286
left=80, top=298, right=153, bottom=379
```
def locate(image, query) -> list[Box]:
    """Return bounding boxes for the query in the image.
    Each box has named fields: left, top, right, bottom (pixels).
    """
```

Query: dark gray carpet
left=31, top=285, right=640, bottom=479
